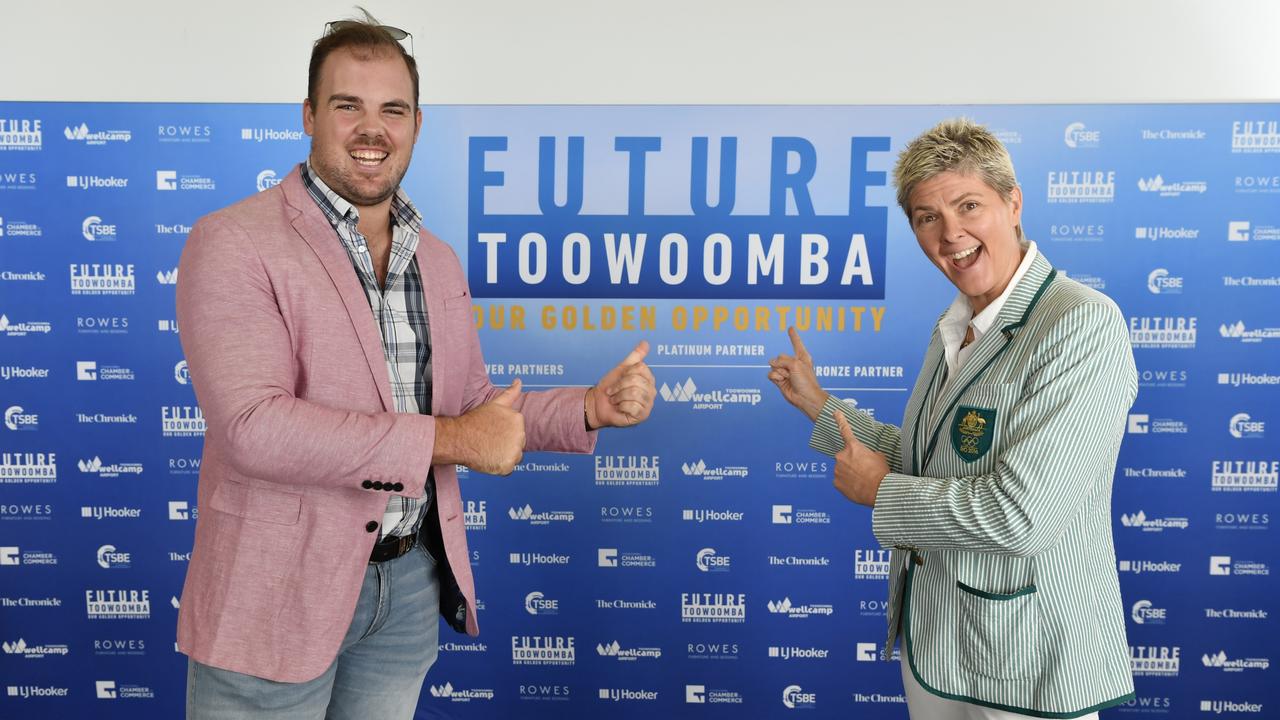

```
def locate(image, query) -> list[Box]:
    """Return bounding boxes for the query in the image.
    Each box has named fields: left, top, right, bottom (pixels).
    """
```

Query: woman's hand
left=768, top=327, right=829, bottom=422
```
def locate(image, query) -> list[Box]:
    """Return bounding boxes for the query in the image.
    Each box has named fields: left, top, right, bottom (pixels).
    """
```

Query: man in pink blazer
left=175, top=16, right=655, bottom=719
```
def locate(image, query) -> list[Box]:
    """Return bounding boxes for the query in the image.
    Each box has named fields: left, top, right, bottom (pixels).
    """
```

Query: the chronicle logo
left=1210, top=461, right=1279, bottom=492
left=696, top=547, right=731, bottom=573
left=772, top=504, right=832, bottom=524
left=1131, top=646, right=1181, bottom=677
left=1131, top=599, right=1167, bottom=625
left=1047, top=170, right=1116, bottom=203
left=594, top=455, right=659, bottom=486
left=511, top=636, right=575, bottom=666
left=427, top=682, right=495, bottom=702
left=766, top=597, right=834, bottom=620
left=64, top=123, right=131, bottom=145
left=659, top=378, right=763, bottom=410
left=1231, top=120, right=1279, bottom=153
left=1202, top=651, right=1271, bottom=672
left=1, top=638, right=70, bottom=659
left=1063, top=122, right=1100, bottom=149
left=0, top=118, right=42, bottom=151
left=1136, top=175, right=1207, bottom=197
left=97, top=545, right=131, bottom=570
left=596, top=640, right=661, bottom=662
left=681, top=592, right=746, bottom=623
left=162, top=406, right=206, bottom=437
left=85, top=589, right=150, bottom=620
left=507, top=504, right=573, bottom=525
left=681, top=458, right=749, bottom=480
left=1129, top=317, right=1197, bottom=349
left=855, top=549, right=892, bottom=579
left=463, top=500, right=486, bottom=530
left=1119, top=510, right=1189, bottom=532
left=1229, top=413, right=1265, bottom=439
left=597, top=548, right=656, bottom=568
left=0, top=452, right=57, bottom=484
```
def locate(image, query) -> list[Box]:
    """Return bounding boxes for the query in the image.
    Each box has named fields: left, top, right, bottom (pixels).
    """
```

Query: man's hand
left=768, top=327, right=829, bottom=421
left=833, top=409, right=889, bottom=507
left=586, top=341, right=655, bottom=429
left=434, top=380, right=526, bottom=475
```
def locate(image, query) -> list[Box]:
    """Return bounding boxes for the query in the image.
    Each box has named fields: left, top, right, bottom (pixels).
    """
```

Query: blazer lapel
left=413, top=237, right=445, bottom=417
left=280, top=169, right=395, bottom=412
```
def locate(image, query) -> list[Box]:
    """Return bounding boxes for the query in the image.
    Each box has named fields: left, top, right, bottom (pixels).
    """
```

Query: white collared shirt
left=938, top=241, right=1038, bottom=393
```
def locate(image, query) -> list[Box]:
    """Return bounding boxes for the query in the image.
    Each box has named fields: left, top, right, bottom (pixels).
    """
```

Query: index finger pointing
left=787, top=327, right=811, bottom=362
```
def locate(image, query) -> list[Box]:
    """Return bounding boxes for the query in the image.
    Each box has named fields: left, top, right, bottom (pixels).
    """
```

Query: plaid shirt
left=301, top=162, right=433, bottom=540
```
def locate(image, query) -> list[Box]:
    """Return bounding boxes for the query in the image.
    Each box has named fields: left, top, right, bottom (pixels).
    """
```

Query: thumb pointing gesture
left=494, top=378, right=522, bottom=407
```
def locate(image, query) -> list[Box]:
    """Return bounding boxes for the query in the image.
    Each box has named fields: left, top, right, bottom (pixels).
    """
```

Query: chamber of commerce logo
left=1227, top=219, right=1280, bottom=242
left=1, top=638, right=69, bottom=659
left=1231, top=120, right=1279, bottom=153
left=1209, top=555, right=1270, bottom=576
left=681, top=458, right=749, bottom=480
left=85, top=589, right=150, bottom=620
left=0, top=452, right=57, bottom=484
left=64, top=123, right=131, bottom=145
left=597, top=547, right=655, bottom=568
left=1220, top=321, right=1280, bottom=344
left=1129, top=317, right=1197, bottom=348
left=659, top=378, right=762, bottom=410
left=95, top=679, right=155, bottom=700
left=156, top=169, right=215, bottom=191
left=681, top=592, right=746, bottom=623
left=782, top=684, right=817, bottom=710
left=696, top=547, right=731, bottom=573
left=0, top=118, right=42, bottom=150
left=596, top=640, right=661, bottom=661
left=767, top=597, right=834, bottom=619
left=772, top=503, right=831, bottom=524
left=4, top=405, right=37, bottom=431
left=1047, top=170, right=1115, bottom=203
left=685, top=684, right=743, bottom=704
left=1136, top=175, right=1207, bottom=197
left=507, top=504, right=573, bottom=525
left=1131, top=646, right=1181, bottom=676
left=511, top=636, right=575, bottom=666
left=169, top=501, right=196, bottom=520
left=1147, top=269, right=1183, bottom=294
left=162, top=406, right=206, bottom=437
left=427, top=682, right=494, bottom=702
left=1119, top=510, right=1189, bottom=532
left=594, top=455, right=659, bottom=486
left=1202, top=651, right=1270, bottom=672
left=76, top=361, right=136, bottom=382
left=1229, top=413, right=1265, bottom=439
left=0, top=216, right=43, bottom=237
left=1131, top=599, right=1167, bottom=625
left=70, top=263, right=136, bottom=295
left=1211, top=461, right=1278, bottom=492
left=1063, top=122, right=1100, bottom=149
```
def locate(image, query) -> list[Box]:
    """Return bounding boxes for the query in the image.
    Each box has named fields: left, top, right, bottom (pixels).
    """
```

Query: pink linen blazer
left=174, top=167, right=596, bottom=682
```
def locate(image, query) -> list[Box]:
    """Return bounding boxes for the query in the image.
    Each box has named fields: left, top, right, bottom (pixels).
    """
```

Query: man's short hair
left=308, top=10, right=419, bottom=109
left=893, top=118, right=1022, bottom=237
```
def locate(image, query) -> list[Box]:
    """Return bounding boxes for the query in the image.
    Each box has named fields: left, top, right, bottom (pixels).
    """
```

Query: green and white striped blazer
left=811, top=252, right=1137, bottom=718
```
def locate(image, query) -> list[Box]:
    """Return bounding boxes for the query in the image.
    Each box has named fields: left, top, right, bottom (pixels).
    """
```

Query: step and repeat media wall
left=0, top=103, right=1277, bottom=718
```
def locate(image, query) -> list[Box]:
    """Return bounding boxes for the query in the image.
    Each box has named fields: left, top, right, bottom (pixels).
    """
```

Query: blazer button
left=392, top=482, right=405, bottom=492
left=372, top=481, right=384, bottom=490
left=365, top=521, right=379, bottom=533
left=361, top=480, right=373, bottom=490
left=913, top=554, right=925, bottom=566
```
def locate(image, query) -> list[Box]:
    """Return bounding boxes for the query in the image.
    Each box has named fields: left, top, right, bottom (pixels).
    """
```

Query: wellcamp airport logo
left=767, top=597, right=834, bottom=620
left=1202, top=650, right=1271, bottom=672
left=78, top=456, right=144, bottom=478
left=1136, top=174, right=1207, bottom=197
left=596, top=640, right=661, bottom=662
left=64, top=122, right=131, bottom=145
left=507, top=504, right=573, bottom=525
left=2, top=638, right=70, bottom=659
left=659, top=377, right=762, bottom=411
left=1220, top=321, right=1280, bottom=344
left=681, top=458, right=749, bottom=480
left=1119, top=510, right=1189, bottom=532
left=427, top=682, right=494, bottom=702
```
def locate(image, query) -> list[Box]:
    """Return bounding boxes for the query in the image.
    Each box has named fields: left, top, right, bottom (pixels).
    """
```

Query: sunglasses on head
left=324, top=20, right=414, bottom=55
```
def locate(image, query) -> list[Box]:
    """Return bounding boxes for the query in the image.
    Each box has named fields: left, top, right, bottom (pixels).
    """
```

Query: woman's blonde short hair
left=893, top=118, right=1022, bottom=238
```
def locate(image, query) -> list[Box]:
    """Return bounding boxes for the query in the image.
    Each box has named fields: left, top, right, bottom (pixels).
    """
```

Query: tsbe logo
left=1047, top=170, right=1116, bottom=203
left=1147, top=269, right=1183, bottom=294
left=4, top=405, right=37, bottom=431
left=256, top=169, right=282, bottom=192
left=1129, top=317, right=1197, bottom=349
left=782, top=684, right=817, bottom=710
left=85, top=589, right=150, bottom=620
left=681, top=458, right=749, bottom=480
left=772, top=504, right=831, bottom=525
left=1200, top=699, right=1265, bottom=714
left=685, top=684, right=743, bottom=704
left=596, top=640, right=661, bottom=662
left=1, top=638, right=70, bottom=659
left=598, top=687, right=658, bottom=702
left=96, top=545, right=131, bottom=570
left=162, top=406, right=206, bottom=437
left=81, top=216, right=117, bottom=242
left=658, top=377, right=762, bottom=411
left=1202, top=651, right=1271, bottom=672
left=1119, top=510, right=1189, bottom=532
left=0, top=118, right=41, bottom=150
left=1220, top=321, right=1280, bottom=344
left=63, top=123, right=131, bottom=145
left=594, top=455, right=659, bottom=486
left=696, top=547, right=731, bottom=573
left=78, top=456, right=144, bottom=478
left=509, top=552, right=570, bottom=567
left=1211, top=461, right=1279, bottom=492
left=766, top=597, right=834, bottom=620
left=1063, top=122, right=1100, bottom=149
left=1118, top=559, right=1182, bottom=575
left=173, top=360, right=190, bottom=385
left=681, top=592, right=746, bottom=623
left=855, top=549, right=891, bottom=580
left=1136, top=175, right=1207, bottom=197
left=1231, top=119, right=1280, bottom=153
left=507, top=504, right=573, bottom=525
left=70, top=263, right=136, bottom=296
left=1131, top=599, right=1167, bottom=625
left=524, top=591, right=558, bottom=616
left=0, top=452, right=57, bottom=483
left=597, top=548, right=655, bottom=569
left=511, top=636, right=574, bottom=666
left=427, top=682, right=494, bottom=702
left=1131, top=646, right=1181, bottom=676
left=1229, top=413, right=1265, bottom=439
left=463, top=500, right=486, bottom=530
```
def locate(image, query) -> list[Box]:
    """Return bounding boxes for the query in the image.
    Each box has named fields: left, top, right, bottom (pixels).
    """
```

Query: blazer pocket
left=443, top=290, right=471, bottom=310
left=209, top=479, right=302, bottom=526
left=956, top=580, right=1042, bottom=680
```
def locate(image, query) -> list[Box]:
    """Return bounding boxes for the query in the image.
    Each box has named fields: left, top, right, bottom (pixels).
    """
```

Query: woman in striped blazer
left=769, top=118, right=1137, bottom=719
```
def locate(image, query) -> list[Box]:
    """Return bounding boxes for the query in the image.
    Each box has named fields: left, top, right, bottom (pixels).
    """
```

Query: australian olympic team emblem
left=952, top=406, right=996, bottom=461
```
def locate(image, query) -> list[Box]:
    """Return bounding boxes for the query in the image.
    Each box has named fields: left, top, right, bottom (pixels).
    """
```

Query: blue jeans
left=187, top=538, right=440, bottom=719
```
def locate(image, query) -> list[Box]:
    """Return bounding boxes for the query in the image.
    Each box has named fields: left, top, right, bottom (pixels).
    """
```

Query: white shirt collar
left=939, top=240, right=1038, bottom=375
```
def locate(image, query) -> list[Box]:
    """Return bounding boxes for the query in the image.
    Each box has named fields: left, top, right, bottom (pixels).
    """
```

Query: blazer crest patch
left=952, top=406, right=997, bottom=462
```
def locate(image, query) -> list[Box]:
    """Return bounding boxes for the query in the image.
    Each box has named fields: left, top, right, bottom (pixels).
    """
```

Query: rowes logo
left=1231, top=119, right=1279, bottom=153
left=696, top=547, right=731, bottom=573
left=681, top=458, right=749, bottom=480
left=0, top=314, right=50, bottom=337
left=157, top=268, right=179, bottom=285
left=855, top=549, right=891, bottom=579
left=1220, top=321, right=1280, bottom=344
left=464, top=500, right=486, bottom=530
left=427, top=682, right=495, bottom=702
left=517, top=684, right=570, bottom=701
left=4, top=405, right=37, bottom=431
left=766, top=597, right=834, bottom=620
left=0, top=502, right=52, bottom=520
left=1, top=638, right=70, bottom=659
left=768, top=645, right=830, bottom=660
left=97, top=545, right=131, bottom=570
left=1147, top=268, right=1183, bottom=294
left=1129, top=317, right=1197, bottom=349
left=687, top=641, right=740, bottom=661
left=64, top=123, right=131, bottom=145
left=1047, top=170, right=1116, bottom=203
left=1050, top=222, right=1105, bottom=242
left=1200, top=699, right=1265, bottom=714
left=1118, top=559, right=1182, bottom=575
left=685, top=684, right=744, bottom=704
left=524, top=591, right=558, bottom=616
left=597, top=548, right=656, bottom=568
left=1131, top=599, right=1168, bottom=625
left=1201, top=651, right=1271, bottom=672
left=598, top=687, right=658, bottom=702
left=1136, top=175, right=1207, bottom=197
left=1210, top=460, right=1279, bottom=492
left=772, top=504, right=832, bottom=524
left=1138, top=368, right=1188, bottom=389
left=240, top=127, right=305, bottom=143
left=0, top=118, right=42, bottom=150
left=599, top=505, right=653, bottom=524
left=509, top=552, right=570, bottom=566
left=659, top=378, right=762, bottom=410
left=1119, top=510, right=1189, bottom=532
left=511, top=636, right=574, bottom=666
left=162, top=406, right=206, bottom=437
left=0, top=452, right=57, bottom=483
left=157, top=124, right=211, bottom=143
left=85, top=589, right=150, bottom=620
left=1209, top=555, right=1270, bottom=577
left=1233, top=175, right=1280, bottom=195
left=70, top=263, right=136, bottom=295
left=1135, top=225, right=1199, bottom=241
left=596, top=640, right=661, bottom=662
left=507, top=504, right=573, bottom=525
left=594, top=455, right=659, bottom=486
left=1063, top=122, right=1101, bottom=149
left=1229, top=413, right=1265, bottom=439
left=783, top=684, right=817, bottom=710
left=1214, top=511, right=1270, bottom=531
left=681, top=592, right=746, bottom=623
left=1131, top=645, right=1181, bottom=676
left=78, top=457, right=144, bottom=478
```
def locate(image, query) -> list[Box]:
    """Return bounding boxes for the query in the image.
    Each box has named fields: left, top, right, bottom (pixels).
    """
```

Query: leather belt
left=369, top=528, right=419, bottom=564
